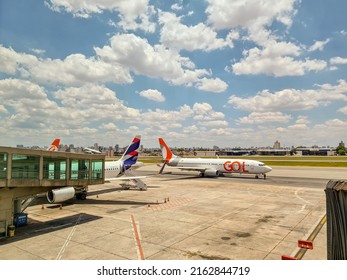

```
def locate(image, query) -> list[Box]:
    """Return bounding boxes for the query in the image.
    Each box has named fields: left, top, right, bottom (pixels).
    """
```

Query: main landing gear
left=255, top=173, right=267, bottom=180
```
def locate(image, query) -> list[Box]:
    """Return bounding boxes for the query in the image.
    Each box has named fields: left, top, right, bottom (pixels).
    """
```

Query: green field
left=136, top=155, right=347, bottom=168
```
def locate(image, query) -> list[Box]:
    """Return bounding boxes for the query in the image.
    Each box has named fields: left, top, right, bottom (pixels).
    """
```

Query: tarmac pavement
left=0, top=164, right=339, bottom=260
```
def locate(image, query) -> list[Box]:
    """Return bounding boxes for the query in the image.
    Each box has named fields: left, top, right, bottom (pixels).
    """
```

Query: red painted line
left=131, top=214, right=145, bottom=260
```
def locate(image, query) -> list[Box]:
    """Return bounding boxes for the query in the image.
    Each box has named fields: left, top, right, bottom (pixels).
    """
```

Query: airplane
left=104, top=135, right=145, bottom=182
left=44, top=135, right=147, bottom=204
left=83, top=147, right=101, bottom=154
left=158, top=138, right=272, bottom=179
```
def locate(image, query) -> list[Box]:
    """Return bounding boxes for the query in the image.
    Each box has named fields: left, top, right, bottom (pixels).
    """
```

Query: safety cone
left=96, top=194, right=99, bottom=198
left=41, top=204, right=45, bottom=210
left=59, top=204, right=62, bottom=210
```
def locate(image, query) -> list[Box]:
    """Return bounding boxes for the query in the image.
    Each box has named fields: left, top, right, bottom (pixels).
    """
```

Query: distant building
left=273, top=140, right=281, bottom=149
left=257, top=149, right=290, bottom=156
left=106, top=147, right=114, bottom=157
left=296, top=147, right=336, bottom=156
left=339, top=141, right=345, bottom=148
left=194, top=150, right=219, bottom=157
left=221, top=149, right=256, bottom=156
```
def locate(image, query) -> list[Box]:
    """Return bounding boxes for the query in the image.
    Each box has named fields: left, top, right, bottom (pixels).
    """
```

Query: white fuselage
left=169, top=158, right=272, bottom=175
left=104, top=161, right=123, bottom=178
left=104, top=161, right=144, bottom=179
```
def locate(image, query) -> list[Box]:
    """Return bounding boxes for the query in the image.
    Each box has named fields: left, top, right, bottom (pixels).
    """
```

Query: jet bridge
left=0, top=146, right=105, bottom=238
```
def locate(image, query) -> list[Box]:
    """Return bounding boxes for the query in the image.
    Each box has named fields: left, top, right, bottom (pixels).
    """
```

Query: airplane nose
left=266, top=166, right=272, bottom=172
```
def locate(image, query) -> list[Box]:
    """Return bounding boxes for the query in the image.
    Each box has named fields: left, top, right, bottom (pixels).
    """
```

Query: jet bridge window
left=0, top=153, right=7, bottom=179
left=91, top=160, right=103, bottom=179
left=43, top=157, right=66, bottom=180
left=70, top=159, right=89, bottom=180
left=11, top=154, right=40, bottom=179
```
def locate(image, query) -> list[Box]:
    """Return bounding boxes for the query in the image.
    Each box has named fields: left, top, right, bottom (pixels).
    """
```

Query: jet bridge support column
left=14, top=200, right=21, bottom=214
left=0, top=190, right=14, bottom=232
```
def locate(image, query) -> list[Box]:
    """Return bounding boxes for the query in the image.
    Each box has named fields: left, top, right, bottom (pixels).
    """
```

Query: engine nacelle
left=204, top=169, right=220, bottom=177
left=46, top=187, right=75, bottom=203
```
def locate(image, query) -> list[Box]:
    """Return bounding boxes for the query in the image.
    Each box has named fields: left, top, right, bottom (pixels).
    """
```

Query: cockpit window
left=258, top=163, right=265, bottom=166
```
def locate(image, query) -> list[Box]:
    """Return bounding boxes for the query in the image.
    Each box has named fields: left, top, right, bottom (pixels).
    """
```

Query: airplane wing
left=105, top=175, right=147, bottom=191
left=105, top=176, right=147, bottom=181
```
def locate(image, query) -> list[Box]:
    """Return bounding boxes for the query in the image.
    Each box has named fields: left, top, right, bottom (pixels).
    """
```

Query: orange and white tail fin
left=47, top=138, right=60, bottom=151
left=158, top=138, right=177, bottom=163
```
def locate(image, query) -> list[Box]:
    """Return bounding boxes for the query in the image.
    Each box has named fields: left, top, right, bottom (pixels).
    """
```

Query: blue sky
left=1, top=0, right=347, bottom=149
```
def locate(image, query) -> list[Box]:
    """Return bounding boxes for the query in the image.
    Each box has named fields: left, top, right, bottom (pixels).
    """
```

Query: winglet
left=120, top=135, right=141, bottom=166
left=47, top=138, right=60, bottom=151
left=158, top=138, right=175, bottom=163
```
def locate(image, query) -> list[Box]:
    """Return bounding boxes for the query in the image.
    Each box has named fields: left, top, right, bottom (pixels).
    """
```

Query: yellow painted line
left=295, top=214, right=326, bottom=260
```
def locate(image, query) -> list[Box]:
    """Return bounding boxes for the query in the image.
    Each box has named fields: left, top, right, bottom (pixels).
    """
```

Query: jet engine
left=46, top=187, right=75, bottom=203
left=203, top=169, right=220, bottom=177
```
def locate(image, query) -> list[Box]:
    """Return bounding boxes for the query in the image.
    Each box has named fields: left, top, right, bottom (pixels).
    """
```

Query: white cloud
left=54, top=84, right=141, bottom=122
left=228, top=80, right=347, bottom=112
left=288, top=116, right=310, bottom=130
left=0, top=45, right=38, bottom=75
left=96, top=34, right=192, bottom=81
left=205, top=1, right=327, bottom=77
left=1, top=41, right=227, bottom=93
left=206, top=0, right=298, bottom=45
left=0, top=78, right=195, bottom=145
left=101, top=123, right=118, bottom=130
left=192, top=102, right=214, bottom=115
left=330, top=57, right=347, bottom=65
left=198, top=120, right=228, bottom=127
left=33, top=54, right=133, bottom=85
left=139, top=89, right=165, bottom=102
left=232, top=40, right=327, bottom=77
left=195, top=77, right=228, bottom=93
left=193, top=102, right=225, bottom=121
left=308, top=39, right=330, bottom=52
left=95, top=33, right=228, bottom=92
left=30, top=48, right=46, bottom=55
left=206, top=0, right=297, bottom=30
left=0, top=105, right=7, bottom=114
left=0, top=45, right=133, bottom=86
left=171, top=3, right=183, bottom=11
left=139, top=105, right=193, bottom=128
left=237, top=112, right=292, bottom=124
left=158, top=11, right=235, bottom=52
left=45, top=0, right=156, bottom=32
left=0, top=78, right=60, bottom=129
left=337, top=106, right=347, bottom=115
